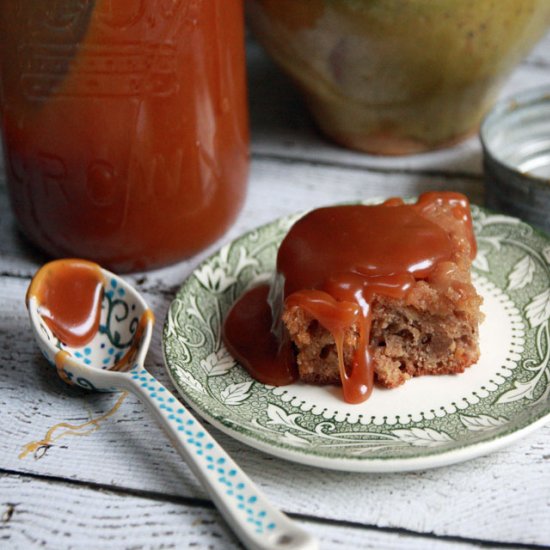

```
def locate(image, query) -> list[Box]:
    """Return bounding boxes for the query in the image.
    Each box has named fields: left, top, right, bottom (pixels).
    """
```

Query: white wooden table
left=1, top=34, right=550, bottom=550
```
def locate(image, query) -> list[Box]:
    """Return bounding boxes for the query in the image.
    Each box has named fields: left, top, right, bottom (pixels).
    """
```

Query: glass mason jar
left=0, top=0, right=249, bottom=272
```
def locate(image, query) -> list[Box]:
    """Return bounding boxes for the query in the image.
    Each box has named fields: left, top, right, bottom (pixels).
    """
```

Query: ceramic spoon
left=26, top=259, right=317, bottom=550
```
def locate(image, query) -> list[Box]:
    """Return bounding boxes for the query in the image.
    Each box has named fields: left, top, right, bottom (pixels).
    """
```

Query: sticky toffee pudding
left=223, top=192, right=483, bottom=404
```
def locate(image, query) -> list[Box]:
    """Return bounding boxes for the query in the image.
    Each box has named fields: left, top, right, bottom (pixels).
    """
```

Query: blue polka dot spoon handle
left=121, top=368, right=318, bottom=550
left=26, top=261, right=316, bottom=550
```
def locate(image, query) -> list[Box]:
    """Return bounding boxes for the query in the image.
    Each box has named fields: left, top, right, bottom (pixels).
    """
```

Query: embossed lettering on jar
left=0, top=0, right=249, bottom=272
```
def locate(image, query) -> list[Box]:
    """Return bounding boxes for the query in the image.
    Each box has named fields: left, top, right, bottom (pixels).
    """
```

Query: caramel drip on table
left=223, top=192, right=475, bottom=403
left=23, top=259, right=152, bottom=456
left=19, top=392, right=128, bottom=460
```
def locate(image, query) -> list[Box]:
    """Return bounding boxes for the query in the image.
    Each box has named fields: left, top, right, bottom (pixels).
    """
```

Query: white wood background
left=1, top=32, right=550, bottom=550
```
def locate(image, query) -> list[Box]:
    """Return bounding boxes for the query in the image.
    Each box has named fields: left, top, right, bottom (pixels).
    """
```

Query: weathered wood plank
left=0, top=473, right=241, bottom=550
left=0, top=474, right=518, bottom=550
left=1, top=274, right=549, bottom=546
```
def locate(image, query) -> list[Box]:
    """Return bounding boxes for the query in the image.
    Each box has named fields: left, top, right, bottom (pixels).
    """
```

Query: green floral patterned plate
left=162, top=205, right=550, bottom=472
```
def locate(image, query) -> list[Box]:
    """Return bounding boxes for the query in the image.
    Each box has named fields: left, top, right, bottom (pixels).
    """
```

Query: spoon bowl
left=26, top=259, right=317, bottom=550
left=27, top=260, right=154, bottom=391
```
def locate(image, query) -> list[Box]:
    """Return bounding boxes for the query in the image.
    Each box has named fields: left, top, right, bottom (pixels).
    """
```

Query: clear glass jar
left=0, top=0, right=249, bottom=272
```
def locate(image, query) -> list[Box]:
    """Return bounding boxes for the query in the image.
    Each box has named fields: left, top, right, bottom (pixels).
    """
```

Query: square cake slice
left=278, top=192, right=483, bottom=392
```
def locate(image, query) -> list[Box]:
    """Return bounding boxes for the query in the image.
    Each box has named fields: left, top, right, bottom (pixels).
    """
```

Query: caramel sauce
left=19, top=392, right=128, bottom=460
left=27, top=259, right=105, bottom=347
left=223, top=192, right=476, bottom=403
left=23, top=259, right=151, bottom=457
left=111, top=309, right=155, bottom=372
left=28, top=259, right=155, bottom=378
left=223, top=285, right=296, bottom=385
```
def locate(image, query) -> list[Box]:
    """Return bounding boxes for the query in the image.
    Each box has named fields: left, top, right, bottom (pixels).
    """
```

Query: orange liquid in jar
left=0, top=0, right=249, bottom=272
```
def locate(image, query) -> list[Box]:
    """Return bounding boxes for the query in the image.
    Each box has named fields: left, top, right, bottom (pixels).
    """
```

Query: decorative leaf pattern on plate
left=497, top=322, right=550, bottom=405
left=391, top=428, right=454, bottom=447
left=496, top=380, right=537, bottom=404
left=163, top=204, right=550, bottom=471
left=220, top=381, right=253, bottom=406
left=507, top=255, right=536, bottom=290
left=176, top=369, right=205, bottom=395
left=195, top=264, right=237, bottom=294
left=201, top=349, right=236, bottom=377
left=472, top=248, right=490, bottom=272
left=265, top=404, right=302, bottom=430
left=459, top=414, right=508, bottom=431
left=526, top=289, right=550, bottom=328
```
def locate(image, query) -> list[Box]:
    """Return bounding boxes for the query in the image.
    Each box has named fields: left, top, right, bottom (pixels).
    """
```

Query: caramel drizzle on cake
left=223, top=192, right=477, bottom=404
